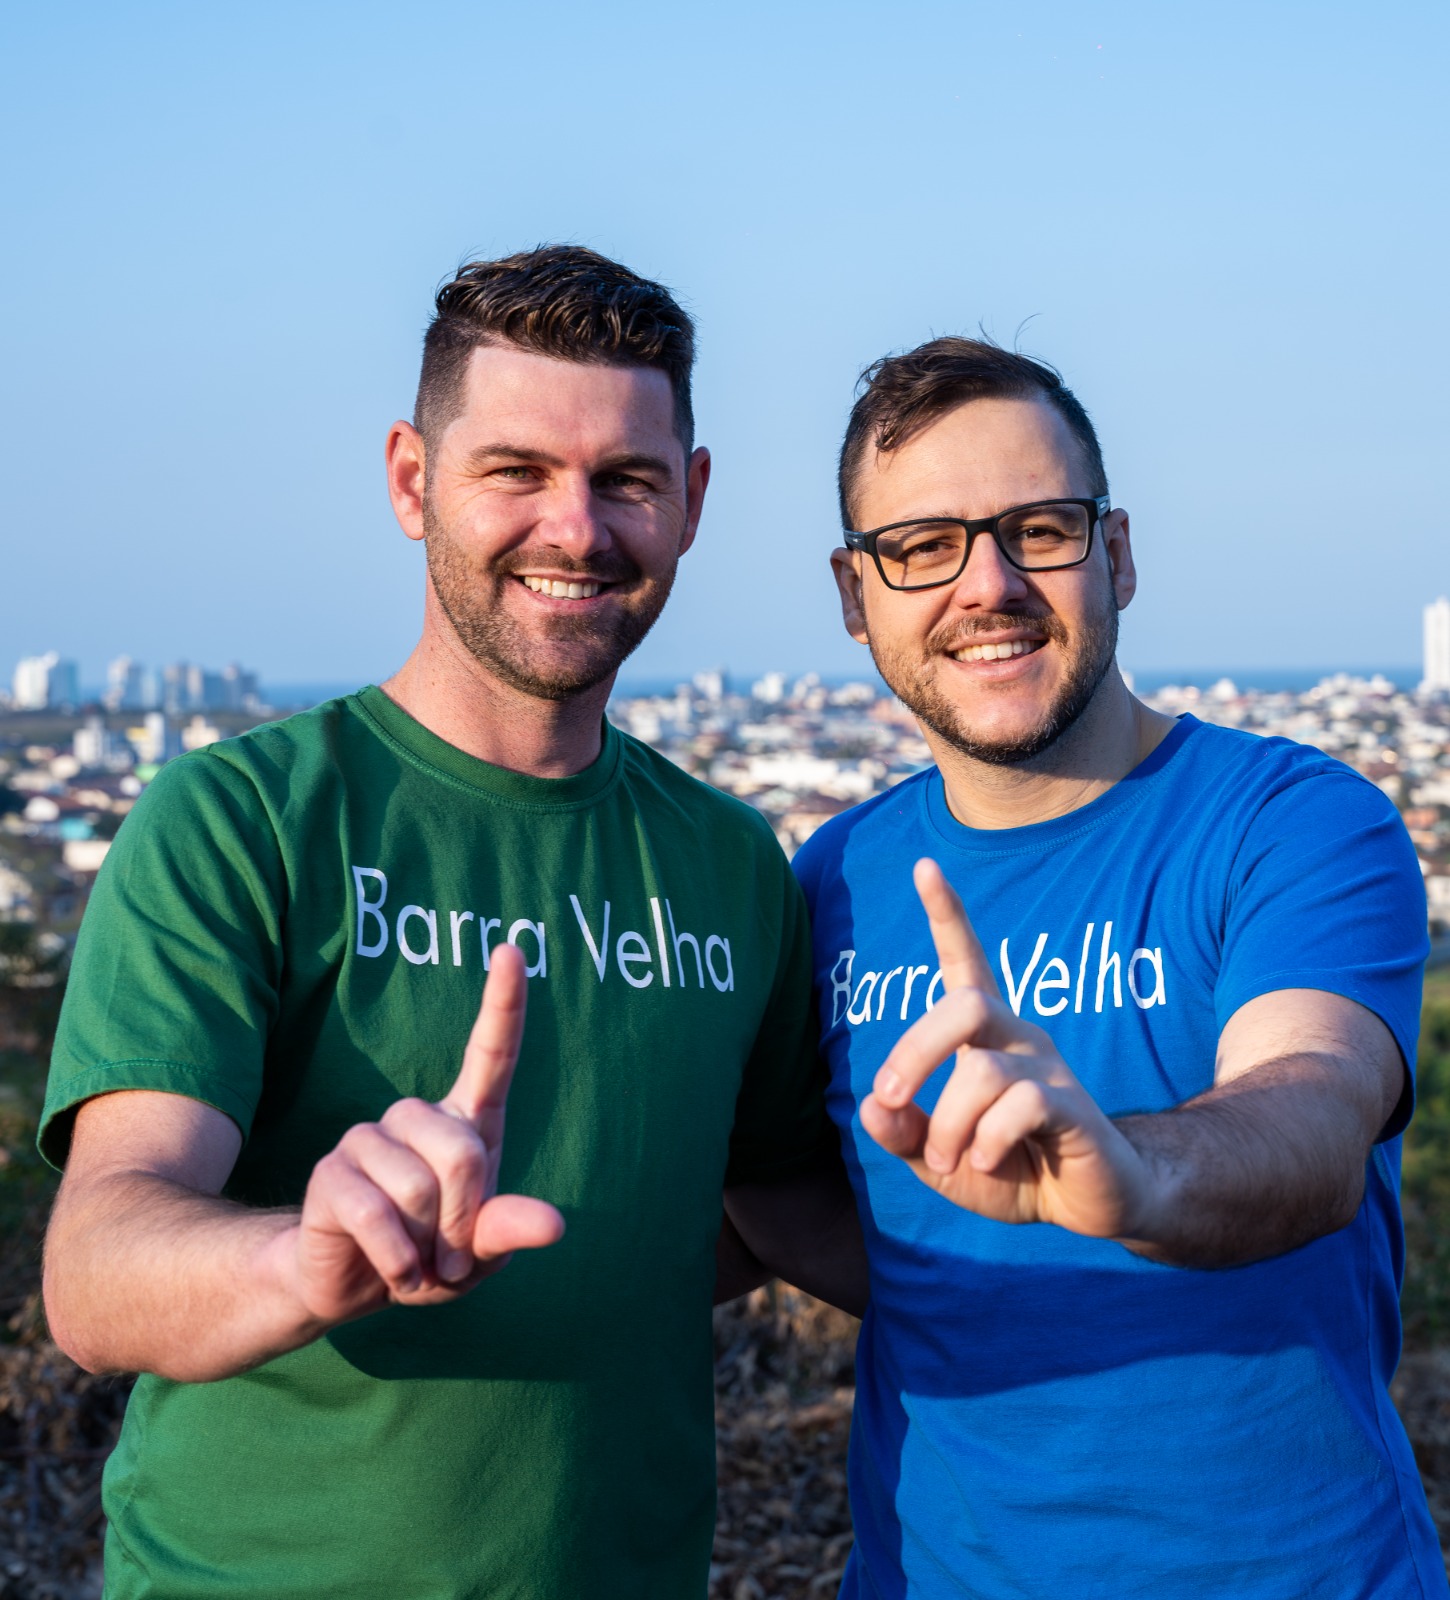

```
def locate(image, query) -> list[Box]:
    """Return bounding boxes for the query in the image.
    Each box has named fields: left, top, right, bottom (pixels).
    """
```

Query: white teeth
left=951, top=639, right=1043, bottom=663
left=521, top=576, right=601, bottom=598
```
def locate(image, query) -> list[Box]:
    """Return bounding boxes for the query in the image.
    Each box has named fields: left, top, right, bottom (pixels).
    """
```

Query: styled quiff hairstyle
left=415, top=245, right=697, bottom=451
left=838, top=336, right=1108, bottom=527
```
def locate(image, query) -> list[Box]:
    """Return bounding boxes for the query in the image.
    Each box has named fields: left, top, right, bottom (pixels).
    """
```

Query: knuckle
left=312, top=1149, right=345, bottom=1184
left=394, top=1169, right=438, bottom=1216
left=382, top=1097, right=431, bottom=1128
left=1014, top=1079, right=1051, bottom=1116
left=946, top=986, right=990, bottom=1029
left=345, top=1191, right=391, bottom=1234
left=437, top=1145, right=485, bottom=1197
left=964, top=1047, right=1000, bottom=1081
left=337, top=1123, right=381, bottom=1156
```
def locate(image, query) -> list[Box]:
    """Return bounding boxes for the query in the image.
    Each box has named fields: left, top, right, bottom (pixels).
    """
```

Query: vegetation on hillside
left=1402, top=969, right=1450, bottom=1347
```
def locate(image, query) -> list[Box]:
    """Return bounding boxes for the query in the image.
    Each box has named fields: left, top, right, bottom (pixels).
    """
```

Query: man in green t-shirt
left=39, top=246, right=864, bottom=1600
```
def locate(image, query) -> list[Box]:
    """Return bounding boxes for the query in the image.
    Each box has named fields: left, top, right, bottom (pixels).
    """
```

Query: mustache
left=419, top=498, right=644, bottom=587
left=490, top=547, right=643, bottom=586
left=925, top=611, right=1068, bottom=653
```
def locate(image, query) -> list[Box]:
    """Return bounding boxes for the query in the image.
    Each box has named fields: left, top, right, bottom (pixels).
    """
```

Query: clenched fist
left=288, top=941, right=565, bottom=1325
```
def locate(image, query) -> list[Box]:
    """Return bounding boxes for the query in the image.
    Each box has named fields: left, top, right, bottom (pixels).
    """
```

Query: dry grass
left=0, top=1328, right=127, bottom=1600
left=8, top=1293, right=1450, bottom=1598
left=711, top=1287, right=858, bottom=1599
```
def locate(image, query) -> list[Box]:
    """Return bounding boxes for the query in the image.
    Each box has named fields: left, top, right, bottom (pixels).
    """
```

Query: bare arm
left=1112, top=988, right=1402, bottom=1265
left=718, top=1152, right=869, bottom=1317
left=862, top=860, right=1405, bottom=1270
left=43, top=945, right=563, bottom=1382
left=44, top=1092, right=313, bottom=1381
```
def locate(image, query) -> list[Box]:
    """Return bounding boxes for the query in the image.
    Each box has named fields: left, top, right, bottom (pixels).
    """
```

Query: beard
left=423, top=496, right=677, bottom=702
left=866, top=586, right=1120, bottom=767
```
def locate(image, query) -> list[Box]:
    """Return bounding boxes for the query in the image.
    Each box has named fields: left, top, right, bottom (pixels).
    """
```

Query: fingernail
left=924, top=1144, right=952, bottom=1173
left=442, top=1250, right=472, bottom=1283
left=876, top=1069, right=903, bottom=1102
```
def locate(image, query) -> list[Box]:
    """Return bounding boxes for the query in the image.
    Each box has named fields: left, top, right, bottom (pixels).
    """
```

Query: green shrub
left=1402, top=972, right=1450, bottom=1348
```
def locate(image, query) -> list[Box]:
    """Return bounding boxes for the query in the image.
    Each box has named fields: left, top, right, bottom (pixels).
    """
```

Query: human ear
left=1102, top=509, right=1137, bottom=609
left=831, top=548, right=871, bottom=645
left=678, top=446, right=711, bottom=557
left=386, top=422, right=428, bottom=543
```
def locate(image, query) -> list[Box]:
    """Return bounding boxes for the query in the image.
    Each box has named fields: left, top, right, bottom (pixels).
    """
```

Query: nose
left=535, top=474, right=614, bottom=560
left=947, top=528, right=1031, bottom=610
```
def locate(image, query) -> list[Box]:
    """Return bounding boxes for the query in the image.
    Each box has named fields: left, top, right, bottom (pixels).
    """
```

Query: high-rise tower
left=1424, top=597, right=1450, bottom=693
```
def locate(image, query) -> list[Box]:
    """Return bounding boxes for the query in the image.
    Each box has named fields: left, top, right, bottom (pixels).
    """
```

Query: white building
left=159, top=659, right=261, bottom=713
left=74, top=716, right=135, bottom=771
left=12, top=652, right=80, bottom=710
left=105, top=656, right=157, bottom=711
left=1423, top=597, right=1450, bottom=693
left=182, top=714, right=223, bottom=751
left=129, top=712, right=181, bottom=765
left=0, top=864, right=35, bottom=919
left=63, top=839, right=112, bottom=875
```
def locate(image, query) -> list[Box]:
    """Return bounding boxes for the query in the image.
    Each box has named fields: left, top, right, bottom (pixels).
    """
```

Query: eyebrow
left=460, top=443, right=568, bottom=471
left=460, top=443, right=678, bottom=480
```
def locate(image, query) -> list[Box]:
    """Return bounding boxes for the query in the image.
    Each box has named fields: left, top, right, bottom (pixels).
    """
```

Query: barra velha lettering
left=827, top=920, right=1165, bottom=1028
left=352, top=866, right=736, bottom=992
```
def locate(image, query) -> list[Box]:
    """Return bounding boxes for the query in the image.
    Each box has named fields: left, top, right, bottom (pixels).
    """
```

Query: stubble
left=423, top=496, right=677, bottom=702
left=866, top=588, right=1120, bottom=767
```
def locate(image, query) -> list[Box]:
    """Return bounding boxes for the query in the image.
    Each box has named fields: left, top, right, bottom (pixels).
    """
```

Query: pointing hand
left=860, top=860, right=1154, bottom=1240
left=291, top=942, right=565, bottom=1326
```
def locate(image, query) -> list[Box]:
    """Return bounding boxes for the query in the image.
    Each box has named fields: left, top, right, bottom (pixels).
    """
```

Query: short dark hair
left=415, top=245, right=696, bottom=452
left=838, top=335, right=1107, bottom=527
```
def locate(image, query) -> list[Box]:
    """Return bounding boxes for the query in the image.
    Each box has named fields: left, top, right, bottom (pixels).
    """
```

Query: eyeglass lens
left=874, top=502, right=1093, bottom=588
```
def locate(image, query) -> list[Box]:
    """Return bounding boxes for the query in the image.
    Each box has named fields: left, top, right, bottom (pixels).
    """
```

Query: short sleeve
left=1215, top=765, right=1429, bottom=1139
left=38, top=751, right=285, bottom=1169
left=724, top=845, right=832, bottom=1186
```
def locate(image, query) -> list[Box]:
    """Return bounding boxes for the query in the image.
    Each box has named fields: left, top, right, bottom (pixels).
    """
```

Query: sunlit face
left=416, top=345, right=708, bottom=701
left=833, top=397, right=1136, bottom=765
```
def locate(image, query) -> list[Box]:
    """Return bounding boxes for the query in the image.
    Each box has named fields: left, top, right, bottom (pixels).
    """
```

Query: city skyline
left=7, top=617, right=1448, bottom=715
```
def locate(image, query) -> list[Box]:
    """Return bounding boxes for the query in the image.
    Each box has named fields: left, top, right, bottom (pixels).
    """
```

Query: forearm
left=724, top=1158, right=870, bottom=1318
left=44, top=1172, right=324, bottom=1382
left=714, top=1210, right=772, bottom=1305
left=1114, top=1059, right=1372, bottom=1269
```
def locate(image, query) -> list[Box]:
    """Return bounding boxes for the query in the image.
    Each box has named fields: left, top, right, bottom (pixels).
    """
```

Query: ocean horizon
left=251, top=665, right=1423, bottom=711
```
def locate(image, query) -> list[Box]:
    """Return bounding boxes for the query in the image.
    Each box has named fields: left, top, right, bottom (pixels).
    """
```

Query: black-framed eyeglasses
left=845, top=496, right=1111, bottom=591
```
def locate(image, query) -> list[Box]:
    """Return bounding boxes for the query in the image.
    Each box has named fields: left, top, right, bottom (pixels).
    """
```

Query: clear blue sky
left=3, top=1, right=1446, bottom=690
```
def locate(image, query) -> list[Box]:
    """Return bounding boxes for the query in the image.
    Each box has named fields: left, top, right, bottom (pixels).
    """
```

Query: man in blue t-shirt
left=794, top=336, right=1442, bottom=1599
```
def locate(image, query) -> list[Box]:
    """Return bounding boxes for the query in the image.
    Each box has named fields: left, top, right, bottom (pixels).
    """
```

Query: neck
left=381, top=619, right=612, bottom=780
left=930, top=666, right=1177, bottom=830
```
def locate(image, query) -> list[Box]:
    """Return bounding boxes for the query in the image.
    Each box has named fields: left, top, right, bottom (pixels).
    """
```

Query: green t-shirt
left=41, top=687, right=827, bottom=1600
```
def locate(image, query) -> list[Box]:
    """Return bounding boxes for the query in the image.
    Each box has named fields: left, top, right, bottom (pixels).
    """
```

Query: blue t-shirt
left=793, top=715, right=1441, bottom=1600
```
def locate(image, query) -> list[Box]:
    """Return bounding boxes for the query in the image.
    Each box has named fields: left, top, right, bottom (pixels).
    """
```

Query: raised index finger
left=914, top=858, right=1001, bottom=1000
left=441, top=940, right=528, bottom=1130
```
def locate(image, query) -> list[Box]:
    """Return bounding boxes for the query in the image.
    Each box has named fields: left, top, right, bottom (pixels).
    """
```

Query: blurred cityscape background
left=5, top=593, right=1450, bottom=940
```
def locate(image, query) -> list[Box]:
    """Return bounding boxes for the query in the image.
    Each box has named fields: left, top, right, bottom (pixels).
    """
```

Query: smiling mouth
left=519, top=576, right=605, bottom=599
left=950, top=638, right=1046, bottom=663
